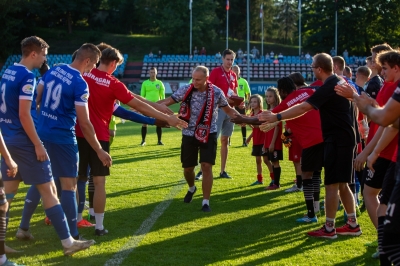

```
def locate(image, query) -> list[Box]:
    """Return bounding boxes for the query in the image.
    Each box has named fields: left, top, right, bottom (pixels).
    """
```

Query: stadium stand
left=0, top=54, right=128, bottom=78
left=141, top=55, right=367, bottom=81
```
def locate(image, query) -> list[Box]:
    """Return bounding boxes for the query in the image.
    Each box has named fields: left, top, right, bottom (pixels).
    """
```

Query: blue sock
left=45, top=204, right=70, bottom=240
left=19, top=186, right=41, bottom=230
left=77, top=179, right=86, bottom=214
left=60, top=190, right=78, bottom=238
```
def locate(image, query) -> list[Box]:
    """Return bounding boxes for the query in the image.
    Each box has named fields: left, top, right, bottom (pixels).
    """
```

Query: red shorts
left=289, top=136, right=302, bottom=162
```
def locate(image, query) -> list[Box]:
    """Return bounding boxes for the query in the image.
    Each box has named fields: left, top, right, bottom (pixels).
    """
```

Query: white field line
left=104, top=180, right=186, bottom=266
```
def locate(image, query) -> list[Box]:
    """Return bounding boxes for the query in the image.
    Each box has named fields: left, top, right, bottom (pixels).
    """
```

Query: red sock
left=270, top=173, right=274, bottom=180
left=257, top=174, right=263, bottom=182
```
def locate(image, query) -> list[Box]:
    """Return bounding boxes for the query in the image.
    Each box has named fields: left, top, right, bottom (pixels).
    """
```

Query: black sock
left=303, top=179, right=315, bottom=218
left=378, top=216, right=391, bottom=266
left=296, top=175, right=302, bottom=188
left=241, top=127, right=246, bottom=139
left=156, top=126, right=162, bottom=142
left=312, top=171, right=321, bottom=202
left=88, top=176, right=95, bottom=208
left=273, top=167, right=281, bottom=186
left=141, top=126, right=147, bottom=142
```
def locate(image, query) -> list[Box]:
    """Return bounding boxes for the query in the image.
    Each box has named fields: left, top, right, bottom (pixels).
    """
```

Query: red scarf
left=179, top=82, right=214, bottom=143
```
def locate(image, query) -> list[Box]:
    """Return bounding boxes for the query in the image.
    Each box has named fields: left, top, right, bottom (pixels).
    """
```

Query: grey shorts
left=216, top=108, right=234, bottom=137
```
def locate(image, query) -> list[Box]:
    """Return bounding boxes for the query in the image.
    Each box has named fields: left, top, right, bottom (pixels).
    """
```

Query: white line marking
left=104, top=180, right=186, bottom=266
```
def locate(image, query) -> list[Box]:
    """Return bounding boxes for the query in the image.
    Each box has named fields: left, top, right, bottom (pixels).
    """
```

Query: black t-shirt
left=306, top=75, right=356, bottom=146
left=392, top=85, right=400, bottom=169
left=364, top=75, right=383, bottom=99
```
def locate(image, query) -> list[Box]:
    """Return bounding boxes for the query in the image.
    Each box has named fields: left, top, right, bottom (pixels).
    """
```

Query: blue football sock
left=77, top=179, right=86, bottom=214
left=45, top=204, right=70, bottom=240
left=20, top=186, right=41, bottom=230
left=60, top=190, right=78, bottom=237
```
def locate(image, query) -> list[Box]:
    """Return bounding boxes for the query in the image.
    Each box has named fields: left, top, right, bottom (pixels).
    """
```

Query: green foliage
left=0, top=0, right=24, bottom=58
left=302, top=0, right=400, bottom=55
left=275, top=0, right=298, bottom=44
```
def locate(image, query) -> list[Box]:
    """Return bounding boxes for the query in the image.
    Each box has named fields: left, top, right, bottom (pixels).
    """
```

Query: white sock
left=61, top=236, right=75, bottom=247
left=314, top=201, right=320, bottom=212
left=0, top=254, right=7, bottom=265
left=77, top=213, right=83, bottom=222
left=202, top=199, right=209, bottom=206
left=89, top=208, right=95, bottom=216
left=94, top=213, right=104, bottom=230
left=189, top=186, right=196, bottom=193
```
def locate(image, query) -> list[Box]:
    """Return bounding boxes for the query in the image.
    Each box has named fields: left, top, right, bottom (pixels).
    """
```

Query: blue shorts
left=43, top=141, right=78, bottom=178
left=1, top=144, right=53, bottom=185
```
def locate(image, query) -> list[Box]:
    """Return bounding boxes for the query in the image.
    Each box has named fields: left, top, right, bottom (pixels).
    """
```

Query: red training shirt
left=264, top=120, right=282, bottom=150
left=209, top=66, right=238, bottom=97
left=251, top=110, right=265, bottom=145
left=76, top=68, right=135, bottom=141
left=367, top=80, right=398, bottom=162
left=273, top=88, right=323, bottom=149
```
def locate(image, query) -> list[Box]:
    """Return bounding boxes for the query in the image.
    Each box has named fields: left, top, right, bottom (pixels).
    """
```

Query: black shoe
left=157, top=141, right=164, bottom=145
left=88, top=214, right=95, bottom=221
left=242, top=143, right=248, bottom=147
left=201, top=204, right=211, bottom=212
left=183, top=187, right=197, bottom=203
left=219, top=171, right=232, bottom=179
left=195, top=171, right=203, bottom=181
left=95, top=228, right=108, bottom=236
left=140, top=141, right=146, bottom=146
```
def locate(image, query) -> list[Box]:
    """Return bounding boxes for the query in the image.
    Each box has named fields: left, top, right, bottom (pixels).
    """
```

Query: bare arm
left=36, top=83, right=44, bottom=107
left=127, top=97, right=187, bottom=129
left=269, top=125, right=279, bottom=152
left=76, top=105, right=112, bottom=167
left=19, top=99, right=47, bottom=161
left=360, top=97, right=400, bottom=127
left=221, top=105, right=240, bottom=119
left=258, top=102, right=314, bottom=123
left=367, top=120, right=399, bottom=171
left=133, top=93, right=174, bottom=115
left=157, top=97, right=176, bottom=107
left=0, top=133, right=17, bottom=177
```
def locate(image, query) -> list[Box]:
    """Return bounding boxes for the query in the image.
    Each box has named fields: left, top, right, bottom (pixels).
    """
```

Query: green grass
left=30, top=27, right=299, bottom=61
left=7, top=108, right=378, bottom=265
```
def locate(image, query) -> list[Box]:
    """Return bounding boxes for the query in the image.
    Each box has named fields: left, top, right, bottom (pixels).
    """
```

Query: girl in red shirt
left=263, top=87, right=283, bottom=190
left=246, top=94, right=267, bottom=185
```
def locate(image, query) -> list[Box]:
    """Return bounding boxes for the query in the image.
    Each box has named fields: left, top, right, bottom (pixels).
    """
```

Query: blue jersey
left=37, top=65, right=89, bottom=144
left=31, top=77, right=40, bottom=127
left=0, top=63, right=36, bottom=145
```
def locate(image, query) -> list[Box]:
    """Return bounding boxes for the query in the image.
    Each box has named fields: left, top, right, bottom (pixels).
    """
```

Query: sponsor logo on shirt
left=83, top=72, right=111, bottom=87
left=80, top=93, right=89, bottom=102
left=286, top=92, right=310, bottom=107
left=22, top=84, right=34, bottom=95
left=156, top=84, right=160, bottom=89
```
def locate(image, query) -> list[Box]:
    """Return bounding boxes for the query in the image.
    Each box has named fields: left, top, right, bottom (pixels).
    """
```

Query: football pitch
left=7, top=111, right=379, bottom=265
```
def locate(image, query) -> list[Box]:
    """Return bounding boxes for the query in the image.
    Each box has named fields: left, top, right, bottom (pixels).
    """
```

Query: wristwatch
left=276, top=113, right=282, bottom=121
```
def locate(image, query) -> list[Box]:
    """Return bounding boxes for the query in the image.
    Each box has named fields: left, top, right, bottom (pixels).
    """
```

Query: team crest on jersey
left=80, top=93, right=89, bottom=102
left=156, top=84, right=160, bottom=89
left=22, top=84, right=33, bottom=95
left=239, top=85, right=243, bottom=90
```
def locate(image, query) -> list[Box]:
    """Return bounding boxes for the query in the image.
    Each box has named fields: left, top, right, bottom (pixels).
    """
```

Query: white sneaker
left=285, top=184, right=303, bottom=192
left=16, top=228, right=34, bottom=240
left=63, top=239, right=95, bottom=256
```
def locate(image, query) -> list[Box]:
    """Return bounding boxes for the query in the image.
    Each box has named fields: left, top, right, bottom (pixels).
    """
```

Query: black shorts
left=383, top=179, right=400, bottom=234
left=252, top=144, right=264, bottom=156
left=263, top=150, right=283, bottom=162
left=181, top=133, right=217, bottom=168
left=77, top=137, right=110, bottom=177
left=324, top=143, right=355, bottom=185
left=301, top=143, right=324, bottom=172
left=380, top=162, right=397, bottom=205
left=235, top=106, right=246, bottom=115
left=364, top=157, right=392, bottom=189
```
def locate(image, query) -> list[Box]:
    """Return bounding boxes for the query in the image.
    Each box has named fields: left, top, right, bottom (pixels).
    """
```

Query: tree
left=0, top=0, right=24, bottom=59
left=155, top=0, right=219, bottom=54
left=274, top=0, right=298, bottom=44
